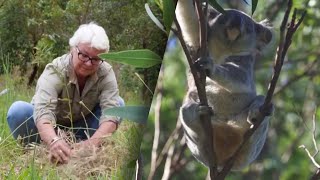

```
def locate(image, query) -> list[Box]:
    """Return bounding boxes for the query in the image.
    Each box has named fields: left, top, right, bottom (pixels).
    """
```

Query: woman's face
left=72, top=43, right=106, bottom=79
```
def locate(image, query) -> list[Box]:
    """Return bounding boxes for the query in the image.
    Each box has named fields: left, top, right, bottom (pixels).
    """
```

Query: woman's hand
left=73, top=139, right=97, bottom=149
left=48, top=137, right=72, bottom=164
left=36, top=120, right=72, bottom=164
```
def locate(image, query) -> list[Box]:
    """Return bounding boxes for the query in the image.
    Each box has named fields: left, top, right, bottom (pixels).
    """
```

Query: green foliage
left=0, top=72, right=145, bottom=179
left=141, top=37, right=189, bottom=179
left=0, top=1, right=166, bottom=179
left=0, top=0, right=166, bottom=105
left=209, top=0, right=226, bottom=14
left=104, top=106, right=150, bottom=124
left=252, top=0, right=258, bottom=15
left=100, top=49, right=162, bottom=68
left=163, top=0, right=175, bottom=33
left=141, top=0, right=320, bottom=179
left=0, top=0, right=32, bottom=73
left=31, top=36, right=57, bottom=74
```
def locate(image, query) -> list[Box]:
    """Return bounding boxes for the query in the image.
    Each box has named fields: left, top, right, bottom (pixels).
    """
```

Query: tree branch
left=162, top=139, right=176, bottom=180
left=172, top=136, right=187, bottom=167
left=136, top=152, right=143, bottom=180
left=299, top=145, right=320, bottom=168
left=311, top=169, right=320, bottom=180
left=155, top=120, right=182, bottom=169
left=194, top=0, right=218, bottom=177
left=171, top=0, right=306, bottom=179
left=172, top=0, right=218, bottom=178
left=148, top=65, right=164, bottom=180
left=299, top=108, right=320, bottom=180
left=169, top=157, right=191, bottom=178
left=217, top=0, right=306, bottom=178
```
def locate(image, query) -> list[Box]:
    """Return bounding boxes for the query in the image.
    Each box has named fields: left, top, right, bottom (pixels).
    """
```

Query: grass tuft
left=0, top=121, right=144, bottom=179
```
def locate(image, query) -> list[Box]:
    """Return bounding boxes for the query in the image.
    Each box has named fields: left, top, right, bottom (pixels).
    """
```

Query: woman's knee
left=7, top=101, right=34, bottom=126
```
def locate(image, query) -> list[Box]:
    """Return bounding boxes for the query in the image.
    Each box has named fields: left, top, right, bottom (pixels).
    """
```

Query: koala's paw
left=261, top=103, right=274, bottom=117
left=197, top=104, right=214, bottom=116
left=181, top=102, right=213, bottom=126
left=181, top=101, right=200, bottom=124
left=195, top=57, right=214, bottom=76
left=247, top=103, right=274, bottom=125
left=247, top=107, right=260, bottom=125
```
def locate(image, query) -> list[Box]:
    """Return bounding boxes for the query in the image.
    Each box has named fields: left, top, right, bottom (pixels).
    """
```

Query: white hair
left=69, top=22, right=110, bottom=52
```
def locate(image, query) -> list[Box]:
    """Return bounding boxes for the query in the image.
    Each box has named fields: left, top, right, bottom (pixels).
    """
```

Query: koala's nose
left=225, top=13, right=242, bottom=29
left=224, top=14, right=243, bottom=41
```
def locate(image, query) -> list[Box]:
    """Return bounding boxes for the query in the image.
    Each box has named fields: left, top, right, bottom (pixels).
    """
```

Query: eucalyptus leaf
left=208, top=0, right=226, bottom=14
left=252, top=0, right=258, bottom=15
left=145, top=3, right=166, bottom=33
left=163, top=0, right=175, bottom=33
left=243, top=0, right=249, bottom=5
left=99, top=49, right=162, bottom=68
left=103, top=106, right=150, bottom=124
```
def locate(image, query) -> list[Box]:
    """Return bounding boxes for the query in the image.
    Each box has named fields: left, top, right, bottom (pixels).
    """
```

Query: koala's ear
left=207, top=6, right=220, bottom=21
left=255, top=23, right=272, bottom=44
left=255, top=22, right=273, bottom=51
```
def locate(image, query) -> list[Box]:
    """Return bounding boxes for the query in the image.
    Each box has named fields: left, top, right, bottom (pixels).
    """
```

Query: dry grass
left=1, top=121, right=144, bottom=179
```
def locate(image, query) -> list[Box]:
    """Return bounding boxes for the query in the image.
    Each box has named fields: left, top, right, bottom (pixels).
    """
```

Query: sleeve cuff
left=99, top=115, right=120, bottom=129
left=34, top=112, right=57, bottom=126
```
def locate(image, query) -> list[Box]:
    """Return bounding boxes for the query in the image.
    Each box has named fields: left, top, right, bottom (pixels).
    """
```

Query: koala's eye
left=218, top=15, right=227, bottom=25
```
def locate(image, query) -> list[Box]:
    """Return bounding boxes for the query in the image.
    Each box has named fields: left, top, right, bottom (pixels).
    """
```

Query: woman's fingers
left=49, top=152, right=62, bottom=164
left=49, top=139, right=72, bottom=164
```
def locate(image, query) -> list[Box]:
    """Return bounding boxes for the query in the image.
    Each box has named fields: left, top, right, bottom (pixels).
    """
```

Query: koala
left=176, top=0, right=274, bottom=170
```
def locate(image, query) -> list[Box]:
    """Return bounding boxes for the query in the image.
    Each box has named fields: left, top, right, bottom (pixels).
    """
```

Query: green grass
left=0, top=75, right=34, bottom=138
left=0, top=71, right=144, bottom=179
left=0, top=49, right=146, bottom=178
left=0, top=73, right=41, bottom=179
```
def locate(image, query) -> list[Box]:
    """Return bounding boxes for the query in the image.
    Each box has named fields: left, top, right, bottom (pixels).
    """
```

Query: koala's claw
left=195, top=57, right=214, bottom=76
left=262, top=103, right=274, bottom=116
left=247, top=107, right=259, bottom=125
left=247, top=103, right=274, bottom=125
left=197, top=105, right=214, bottom=116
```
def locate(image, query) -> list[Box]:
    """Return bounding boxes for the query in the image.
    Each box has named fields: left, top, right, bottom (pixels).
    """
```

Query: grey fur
left=176, top=0, right=274, bottom=170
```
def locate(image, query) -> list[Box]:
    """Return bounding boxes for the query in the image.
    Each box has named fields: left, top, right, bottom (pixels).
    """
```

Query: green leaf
left=145, top=3, right=166, bottom=33
left=252, top=0, right=258, bottom=15
left=99, top=49, right=162, bottom=68
left=163, top=0, right=175, bottom=33
left=103, top=106, right=150, bottom=124
left=208, top=0, right=226, bottom=14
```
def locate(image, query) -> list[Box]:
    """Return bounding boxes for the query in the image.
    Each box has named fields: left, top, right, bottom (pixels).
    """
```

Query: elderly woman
left=7, top=22, right=124, bottom=164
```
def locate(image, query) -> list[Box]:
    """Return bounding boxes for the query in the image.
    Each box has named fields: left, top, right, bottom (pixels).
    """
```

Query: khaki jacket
left=32, top=54, right=120, bottom=126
